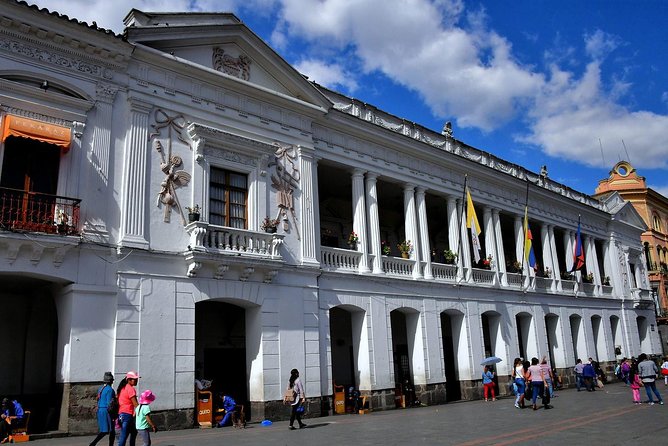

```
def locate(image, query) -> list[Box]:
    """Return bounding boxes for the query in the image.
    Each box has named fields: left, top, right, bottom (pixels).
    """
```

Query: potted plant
left=261, top=216, right=280, bottom=233
left=381, top=241, right=391, bottom=256
left=186, top=205, right=200, bottom=222
left=560, top=271, right=573, bottom=280
left=397, top=240, right=412, bottom=259
left=544, top=267, right=552, bottom=278
left=348, top=231, right=359, bottom=249
left=602, top=276, right=611, bottom=286
left=507, top=260, right=522, bottom=273
left=583, top=272, right=594, bottom=284
left=443, top=249, right=457, bottom=265
left=56, top=209, right=68, bottom=234
left=480, top=255, right=493, bottom=270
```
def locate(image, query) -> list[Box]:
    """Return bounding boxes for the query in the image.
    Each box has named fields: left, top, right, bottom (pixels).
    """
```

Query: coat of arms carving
left=212, top=48, right=251, bottom=81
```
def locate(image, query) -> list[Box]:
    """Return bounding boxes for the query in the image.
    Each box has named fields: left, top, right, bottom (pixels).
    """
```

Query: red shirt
left=118, top=384, right=137, bottom=415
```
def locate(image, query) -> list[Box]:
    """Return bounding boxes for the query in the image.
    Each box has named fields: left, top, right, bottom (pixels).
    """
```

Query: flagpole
left=456, top=174, right=468, bottom=283
left=520, top=180, right=530, bottom=292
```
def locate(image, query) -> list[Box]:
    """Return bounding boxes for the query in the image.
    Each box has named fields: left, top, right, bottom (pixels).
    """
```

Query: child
left=135, top=390, right=157, bottom=446
left=630, top=366, right=642, bottom=404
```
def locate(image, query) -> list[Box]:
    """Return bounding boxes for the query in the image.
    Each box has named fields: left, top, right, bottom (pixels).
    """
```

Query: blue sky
left=29, top=0, right=668, bottom=197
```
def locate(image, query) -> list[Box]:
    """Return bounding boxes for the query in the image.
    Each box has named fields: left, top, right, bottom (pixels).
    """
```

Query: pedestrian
left=0, top=398, right=25, bottom=444
left=215, top=393, right=237, bottom=427
left=89, top=372, right=117, bottom=446
left=582, top=359, right=597, bottom=391
left=527, top=357, right=547, bottom=410
left=482, top=365, right=496, bottom=401
left=286, top=369, right=306, bottom=430
left=574, top=359, right=585, bottom=391
left=621, top=358, right=631, bottom=385
left=637, top=353, right=664, bottom=405
left=135, top=390, right=157, bottom=446
left=117, top=371, right=141, bottom=446
left=540, top=357, right=554, bottom=399
left=661, top=357, right=668, bottom=386
left=511, top=357, right=526, bottom=409
left=630, top=365, right=642, bottom=405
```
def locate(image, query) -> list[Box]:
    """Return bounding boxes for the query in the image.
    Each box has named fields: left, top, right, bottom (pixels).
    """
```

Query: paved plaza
left=39, top=382, right=668, bottom=445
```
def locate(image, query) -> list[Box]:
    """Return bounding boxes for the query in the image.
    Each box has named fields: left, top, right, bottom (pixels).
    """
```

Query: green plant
left=397, top=240, right=413, bottom=255
left=583, top=272, right=594, bottom=283
left=602, top=276, right=611, bottom=286
left=186, top=204, right=200, bottom=214
left=381, top=241, right=391, bottom=256
left=561, top=271, right=574, bottom=280
left=348, top=231, right=359, bottom=244
left=443, top=249, right=457, bottom=264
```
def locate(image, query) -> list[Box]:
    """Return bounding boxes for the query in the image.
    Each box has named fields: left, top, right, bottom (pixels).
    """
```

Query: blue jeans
left=576, top=374, right=584, bottom=390
left=643, top=381, right=663, bottom=403
left=531, top=381, right=544, bottom=405
left=117, top=413, right=137, bottom=446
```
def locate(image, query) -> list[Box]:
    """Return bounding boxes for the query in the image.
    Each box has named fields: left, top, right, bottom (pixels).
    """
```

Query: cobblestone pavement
left=37, top=382, right=668, bottom=445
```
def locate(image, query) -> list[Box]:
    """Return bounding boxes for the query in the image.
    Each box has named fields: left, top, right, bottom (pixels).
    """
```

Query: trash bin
left=196, top=389, right=213, bottom=428
left=334, top=384, right=346, bottom=414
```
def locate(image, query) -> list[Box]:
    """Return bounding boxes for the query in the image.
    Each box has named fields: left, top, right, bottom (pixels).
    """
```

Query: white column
left=564, top=230, right=574, bottom=273
left=403, top=184, right=422, bottom=278
left=541, top=224, right=555, bottom=292
left=365, top=172, right=383, bottom=274
left=483, top=206, right=497, bottom=269
left=298, top=146, right=319, bottom=266
left=352, top=169, right=371, bottom=273
left=548, top=225, right=562, bottom=291
left=416, top=187, right=433, bottom=280
left=120, top=98, right=151, bottom=249
left=493, top=209, right=507, bottom=285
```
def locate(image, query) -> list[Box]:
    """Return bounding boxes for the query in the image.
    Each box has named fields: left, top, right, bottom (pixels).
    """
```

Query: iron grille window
left=209, top=167, right=247, bottom=228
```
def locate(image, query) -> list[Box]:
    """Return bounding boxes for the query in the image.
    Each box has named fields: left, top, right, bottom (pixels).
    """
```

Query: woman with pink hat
left=117, top=371, right=141, bottom=446
left=135, top=390, right=157, bottom=446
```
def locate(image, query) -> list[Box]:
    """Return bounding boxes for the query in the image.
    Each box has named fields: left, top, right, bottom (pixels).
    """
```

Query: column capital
left=403, top=183, right=416, bottom=192
left=366, top=171, right=379, bottom=181
left=352, top=167, right=366, bottom=177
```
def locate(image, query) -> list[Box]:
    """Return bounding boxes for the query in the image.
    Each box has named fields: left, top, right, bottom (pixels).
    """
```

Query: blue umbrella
left=481, top=356, right=502, bottom=366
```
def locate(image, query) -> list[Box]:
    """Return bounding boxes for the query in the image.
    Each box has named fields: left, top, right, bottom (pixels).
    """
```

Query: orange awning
left=1, top=115, right=71, bottom=152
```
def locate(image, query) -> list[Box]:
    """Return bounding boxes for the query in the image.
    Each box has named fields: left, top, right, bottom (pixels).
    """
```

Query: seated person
left=0, top=398, right=25, bottom=444
left=347, top=387, right=361, bottom=413
left=216, top=393, right=237, bottom=428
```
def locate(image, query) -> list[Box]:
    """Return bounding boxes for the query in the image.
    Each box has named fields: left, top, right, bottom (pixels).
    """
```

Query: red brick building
left=595, top=161, right=668, bottom=352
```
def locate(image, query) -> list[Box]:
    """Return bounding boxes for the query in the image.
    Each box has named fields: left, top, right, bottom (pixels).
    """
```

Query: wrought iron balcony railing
left=0, top=186, right=81, bottom=235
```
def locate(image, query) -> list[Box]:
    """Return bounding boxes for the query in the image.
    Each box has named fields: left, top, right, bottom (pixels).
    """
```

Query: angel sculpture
left=155, top=142, right=191, bottom=224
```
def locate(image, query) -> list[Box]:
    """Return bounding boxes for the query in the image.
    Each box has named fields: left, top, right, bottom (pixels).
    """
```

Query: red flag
left=570, top=220, right=585, bottom=272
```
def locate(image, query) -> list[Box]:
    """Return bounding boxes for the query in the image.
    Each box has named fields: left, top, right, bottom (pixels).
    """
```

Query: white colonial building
left=0, top=1, right=659, bottom=435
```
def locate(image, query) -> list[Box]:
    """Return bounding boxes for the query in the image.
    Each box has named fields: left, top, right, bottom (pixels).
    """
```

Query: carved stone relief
left=150, top=109, right=192, bottom=225
left=269, top=143, right=301, bottom=240
left=212, top=47, right=251, bottom=81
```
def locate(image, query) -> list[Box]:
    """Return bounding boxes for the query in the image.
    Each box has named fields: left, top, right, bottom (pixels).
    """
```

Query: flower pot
left=348, top=242, right=357, bottom=250
left=265, top=226, right=277, bottom=233
left=188, top=212, right=200, bottom=223
left=57, top=223, right=67, bottom=234
left=401, top=252, right=409, bottom=259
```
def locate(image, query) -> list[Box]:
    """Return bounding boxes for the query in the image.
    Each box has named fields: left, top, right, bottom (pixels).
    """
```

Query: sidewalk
left=35, top=382, right=668, bottom=445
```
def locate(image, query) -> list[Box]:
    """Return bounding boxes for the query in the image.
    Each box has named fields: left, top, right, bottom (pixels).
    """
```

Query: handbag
left=662, top=369, right=668, bottom=376
left=283, top=387, right=296, bottom=405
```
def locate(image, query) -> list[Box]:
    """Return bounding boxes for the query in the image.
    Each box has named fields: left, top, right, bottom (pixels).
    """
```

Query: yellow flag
left=466, top=188, right=482, bottom=262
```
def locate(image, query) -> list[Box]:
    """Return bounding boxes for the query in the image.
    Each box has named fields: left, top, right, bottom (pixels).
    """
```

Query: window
left=209, top=167, right=247, bottom=228
left=653, top=214, right=662, bottom=231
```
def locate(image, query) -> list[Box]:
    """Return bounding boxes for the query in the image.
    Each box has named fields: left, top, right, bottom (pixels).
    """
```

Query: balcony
left=0, top=187, right=80, bottom=235
left=184, top=222, right=284, bottom=280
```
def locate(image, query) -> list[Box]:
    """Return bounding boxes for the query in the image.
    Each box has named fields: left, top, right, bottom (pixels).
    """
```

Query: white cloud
left=29, top=0, right=242, bottom=32
left=293, top=59, right=358, bottom=93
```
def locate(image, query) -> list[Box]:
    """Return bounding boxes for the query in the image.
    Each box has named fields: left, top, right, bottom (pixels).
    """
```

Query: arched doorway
left=441, top=310, right=465, bottom=401
left=591, top=315, right=604, bottom=361
left=636, top=316, right=651, bottom=353
left=545, top=313, right=564, bottom=368
left=329, top=306, right=366, bottom=390
left=610, top=315, right=623, bottom=359
left=515, top=312, right=535, bottom=361
left=195, top=301, right=249, bottom=422
left=391, top=308, right=421, bottom=407
left=570, top=314, right=586, bottom=363
left=0, top=276, right=60, bottom=433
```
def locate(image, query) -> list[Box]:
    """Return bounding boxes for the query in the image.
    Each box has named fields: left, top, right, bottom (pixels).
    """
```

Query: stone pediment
left=123, top=10, right=331, bottom=110
left=600, top=191, right=647, bottom=231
